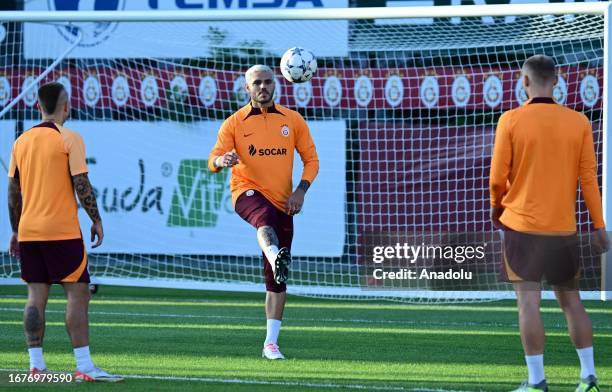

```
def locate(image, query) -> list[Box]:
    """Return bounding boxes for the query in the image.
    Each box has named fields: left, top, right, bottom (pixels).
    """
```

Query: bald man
left=490, top=55, right=607, bottom=392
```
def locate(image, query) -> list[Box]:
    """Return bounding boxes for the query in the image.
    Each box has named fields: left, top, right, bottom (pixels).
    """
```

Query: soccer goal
left=0, top=3, right=610, bottom=302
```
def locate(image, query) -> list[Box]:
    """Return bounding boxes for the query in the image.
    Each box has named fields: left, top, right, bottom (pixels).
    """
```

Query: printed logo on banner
left=233, top=76, right=249, bottom=106
left=274, top=77, right=283, bottom=104
left=141, top=74, right=159, bottom=107
left=384, top=75, right=403, bottom=107
left=92, top=159, right=163, bottom=215
left=22, top=76, right=38, bottom=107
left=83, top=74, right=101, bottom=107
left=169, top=75, right=188, bottom=103
left=553, top=75, right=567, bottom=104
left=451, top=75, right=470, bottom=107
left=167, top=160, right=229, bottom=228
left=483, top=74, right=503, bottom=108
left=146, top=0, right=330, bottom=9
left=198, top=75, right=217, bottom=107
left=419, top=75, right=439, bottom=109
left=354, top=75, right=373, bottom=107
left=111, top=74, right=129, bottom=106
left=56, top=75, right=72, bottom=100
left=294, top=81, right=312, bottom=107
left=580, top=74, right=599, bottom=108
left=323, top=75, right=342, bottom=107
left=0, top=76, right=11, bottom=106
left=48, top=0, right=126, bottom=47
left=515, top=76, right=528, bottom=105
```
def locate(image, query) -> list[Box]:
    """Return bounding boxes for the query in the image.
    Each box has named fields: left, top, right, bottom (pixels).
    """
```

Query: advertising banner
left=23, top=119, right=346, bottom=256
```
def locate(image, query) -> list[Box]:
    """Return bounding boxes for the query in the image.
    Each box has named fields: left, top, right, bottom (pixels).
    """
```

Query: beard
left=252, top=89, right=274, bottom=105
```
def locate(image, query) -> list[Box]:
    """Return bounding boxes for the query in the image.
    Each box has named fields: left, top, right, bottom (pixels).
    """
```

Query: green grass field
left=0, top=285, right=609, bottom=391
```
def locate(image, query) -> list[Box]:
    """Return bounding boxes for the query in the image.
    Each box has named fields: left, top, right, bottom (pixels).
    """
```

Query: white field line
left=0, top=306, right=525, bottom=329
left=0, top=368, right=479, bottom=392
left=0, top=307, right=610, bottom=331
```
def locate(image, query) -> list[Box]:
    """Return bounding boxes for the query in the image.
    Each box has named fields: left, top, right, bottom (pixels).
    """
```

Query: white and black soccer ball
left=280, top=47, right=317, bottom=83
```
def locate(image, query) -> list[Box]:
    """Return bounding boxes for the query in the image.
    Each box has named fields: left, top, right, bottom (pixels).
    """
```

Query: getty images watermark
left=371, top=241, right=486, bottom=281
left=360, top=232, right=502, bottom=290
left=359, top=231, right=608, bottom=291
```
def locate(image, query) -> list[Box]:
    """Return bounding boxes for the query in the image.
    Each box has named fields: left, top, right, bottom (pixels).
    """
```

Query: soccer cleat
left=511, top=379, right=548, bottom=392
left=575, top=375, right=600, bottom=392
left=274, top=247, right=291, bottom=284
left=262, top=343, right=285, bottom=360
left=29, top=368, right=49, bottom=375
left=74, top=367, right=124, bottom=383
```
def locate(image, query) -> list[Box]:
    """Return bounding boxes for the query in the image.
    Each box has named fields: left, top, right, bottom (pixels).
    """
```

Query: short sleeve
left=8, top=142, right=18, bottom=178
left=64, top=131, right=88, bottom=176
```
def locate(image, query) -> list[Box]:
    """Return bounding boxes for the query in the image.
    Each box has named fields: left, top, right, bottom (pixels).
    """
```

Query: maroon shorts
left=19, top=239, right=90, bottom=284
left=500, top=229, right=580, bottom=286
left=235, top=190, right=293, bottom=293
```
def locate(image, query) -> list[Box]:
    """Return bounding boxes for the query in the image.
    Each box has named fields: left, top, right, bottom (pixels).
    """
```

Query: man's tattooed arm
left=8, top=177, right=22, bottom=232
left=72, top=173, right=102, bottom=223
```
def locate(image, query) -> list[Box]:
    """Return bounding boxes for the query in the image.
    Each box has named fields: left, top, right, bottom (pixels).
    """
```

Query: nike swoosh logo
left=244, top=132, right=254, bottom=137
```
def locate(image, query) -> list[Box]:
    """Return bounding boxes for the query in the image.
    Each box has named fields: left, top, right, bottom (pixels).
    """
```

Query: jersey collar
left=34, top=121, right=60, bottom=132
left=243, top=103, right=284, bottom=120
left=526, top=97, right=556, bottom=105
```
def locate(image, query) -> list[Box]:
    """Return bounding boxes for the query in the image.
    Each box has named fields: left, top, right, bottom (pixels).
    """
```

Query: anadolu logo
left=49, top=0, right=126, bottom=47
left=167, top=160, right=229, bottom=228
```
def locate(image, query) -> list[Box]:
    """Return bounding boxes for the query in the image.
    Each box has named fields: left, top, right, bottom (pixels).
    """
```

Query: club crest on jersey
left=280, top=124, right=290, bottom=137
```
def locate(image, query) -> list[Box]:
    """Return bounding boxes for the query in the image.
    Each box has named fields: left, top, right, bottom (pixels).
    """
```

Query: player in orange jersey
left=490, top=55, right=607, bottom=392
left=8, top=82, right=122, bottom=382
left=209, top=64, right=319, bottom=359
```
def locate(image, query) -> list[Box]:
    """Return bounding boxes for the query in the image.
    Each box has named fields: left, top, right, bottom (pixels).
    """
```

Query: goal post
left=602, top=2, right=612, bottom=301
left=0, top=3, right=609, bottom=302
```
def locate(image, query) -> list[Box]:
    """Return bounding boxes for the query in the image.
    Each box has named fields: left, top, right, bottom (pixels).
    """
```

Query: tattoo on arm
left=72, top=173, right=102, bottom=223
left=8, top=178, right=22, bottom=232
left=24, top=306, right=44, bottom=347
left=297, top=180, right=310, bottom=193
left=257, top=226, right=279, bottom=248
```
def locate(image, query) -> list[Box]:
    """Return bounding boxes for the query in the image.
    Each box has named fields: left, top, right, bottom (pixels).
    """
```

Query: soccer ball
left=280, top=47, right=317, bottom=83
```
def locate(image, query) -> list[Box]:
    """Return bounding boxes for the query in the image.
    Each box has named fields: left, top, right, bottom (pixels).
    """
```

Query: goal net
left=0, top=3, right=609, bottom=301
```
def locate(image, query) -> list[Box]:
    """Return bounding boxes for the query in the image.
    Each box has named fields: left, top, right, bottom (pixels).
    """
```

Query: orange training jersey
left=489, top=97, right=604, bottom=232
left=8, top=122, right=88, bottom=241
left=208, top=103, right=319, bottom=212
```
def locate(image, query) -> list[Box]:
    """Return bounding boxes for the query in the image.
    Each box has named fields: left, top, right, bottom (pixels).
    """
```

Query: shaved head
left=37, top=82, right=67, bottom=115
left=522, top=55, right=557, bottom=87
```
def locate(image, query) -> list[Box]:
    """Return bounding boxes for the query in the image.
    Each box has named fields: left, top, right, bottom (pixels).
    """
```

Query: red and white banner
left=0, top=66, right=602, bottom=112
